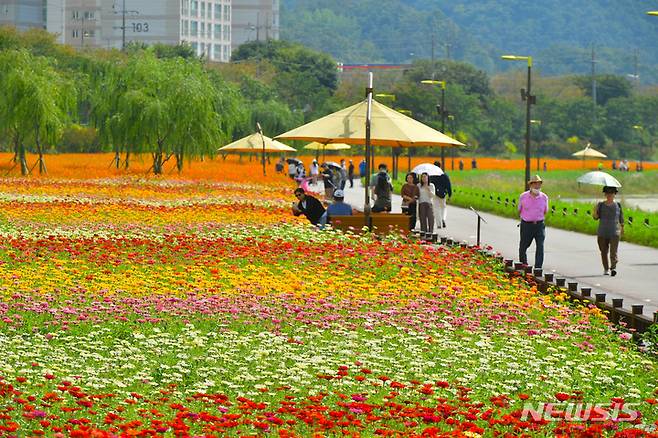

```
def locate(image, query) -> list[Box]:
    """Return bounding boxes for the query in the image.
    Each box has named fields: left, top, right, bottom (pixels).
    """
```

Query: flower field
left=0, top=162, right=657, bottom=437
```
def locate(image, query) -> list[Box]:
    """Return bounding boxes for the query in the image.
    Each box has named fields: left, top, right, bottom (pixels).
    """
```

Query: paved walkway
left=334, top=179, right=658, bottom=316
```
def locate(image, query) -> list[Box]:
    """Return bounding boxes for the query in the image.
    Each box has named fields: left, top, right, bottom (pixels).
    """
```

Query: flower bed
left=0, top=174, right=656, bottom=437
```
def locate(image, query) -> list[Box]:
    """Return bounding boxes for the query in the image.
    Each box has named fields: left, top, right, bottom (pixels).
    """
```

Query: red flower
left=555, top=392, right=570, bottom=401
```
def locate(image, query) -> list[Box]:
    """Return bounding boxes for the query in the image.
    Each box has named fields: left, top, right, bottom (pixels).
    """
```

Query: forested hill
left=280, top=0, right=658, bottom=84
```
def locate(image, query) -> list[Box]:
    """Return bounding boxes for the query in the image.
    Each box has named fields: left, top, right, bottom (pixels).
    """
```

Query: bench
left=329, top=214, right=367, bottom=233
left=370, top=213, right=410, bottom=235
left=329, top=213, right=410, bottom=235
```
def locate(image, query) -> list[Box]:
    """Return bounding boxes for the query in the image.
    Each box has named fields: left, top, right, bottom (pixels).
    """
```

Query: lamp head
left=375, top=93, right=396, bottom=101
left=421, top=80, right=446, bottom=89
left=647, top=11, right=658, bottom=15
left=501, top=55, right=532, bottom=67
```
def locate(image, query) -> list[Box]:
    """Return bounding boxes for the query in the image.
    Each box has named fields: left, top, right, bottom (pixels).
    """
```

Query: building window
left=223, top=4, right=230, bottom=21
left=214, top=44, right=221, bottom=60
left=200, top=2, right=205, bottom=18
left=214, top=3, right=221, bottom=20
left=182, top=20, right=189, bottom=36
left=213, top=24, right=220, bottom=38
left=201, top=22, right=206, bottom=38
left=222, top=24, right=228, bottom=41
left=72, top=29, right=79, bottom=38
left=181, top=0, right=189, bottom=15
left=191, top=1, right=198, bottom=16
left=83, top=11, right=95, bottom=20
left=190, top=20, right=198, bottom=36
left=72, top=10, right=79, bottom=19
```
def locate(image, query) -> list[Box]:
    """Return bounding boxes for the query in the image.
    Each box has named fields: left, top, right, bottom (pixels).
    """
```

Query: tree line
left=0, top=27, right=656, bottom=177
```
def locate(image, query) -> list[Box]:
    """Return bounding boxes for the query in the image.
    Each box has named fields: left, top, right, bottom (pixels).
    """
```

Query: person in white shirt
left=310, top=160, right=320, bottom=185
left=417, top=172, right=436, bottom=237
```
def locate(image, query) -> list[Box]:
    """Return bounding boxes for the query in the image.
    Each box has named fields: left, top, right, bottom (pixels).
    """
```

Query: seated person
left=326, top=190, right=353, bottom=219
left=292, top=188, right=326, bottom=226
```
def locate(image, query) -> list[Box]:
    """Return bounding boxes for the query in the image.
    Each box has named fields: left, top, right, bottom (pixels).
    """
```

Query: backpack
left=375, top=172, right=392, bottom=196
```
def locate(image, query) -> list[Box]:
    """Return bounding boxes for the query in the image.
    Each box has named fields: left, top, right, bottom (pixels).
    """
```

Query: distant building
left=45, top=0, right=102, bottom=48
left=0, top=0, right=46, bottom=30
left=231, top=0, right=279, bottom=51
left=2, top=0, right=239, bottom=63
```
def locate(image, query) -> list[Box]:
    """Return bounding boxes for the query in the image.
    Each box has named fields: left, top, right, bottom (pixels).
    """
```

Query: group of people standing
left=291, top=160, right=624, bottom=277
left=400, top=161, right=452, bottom=237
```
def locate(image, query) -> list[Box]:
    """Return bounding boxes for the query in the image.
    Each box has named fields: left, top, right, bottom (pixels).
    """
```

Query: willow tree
left=0, top=49, right=74, bottom=175
left=167, top=59, right=223, bottom=173
left=90, top=60, right=135, bottom=169
left=25, top=58, right=75, bottom=174
left=0, top=50, right=31, bottom=175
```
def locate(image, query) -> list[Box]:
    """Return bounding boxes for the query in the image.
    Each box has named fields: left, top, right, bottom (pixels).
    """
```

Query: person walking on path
left=292, top=188, right=326, bottom=226
left=320, top=164, right=335, bottom=199
left=348, top=160, right=355, bottom=188
left=359, top=159, right=367, bottom=178
left=429, top=161, right=452, bottom=229
left=339, top=159, right=348, bottom=190
left=310, top=160, right=320, bottom=185
left=417, top=172, right=436, bottom=237
left=518, top=175, right=548, bottom=269
left=401, top=172, right=420, bottom=231
left=593, top=186, right=624, bottom=276
left=370, top=164, right=393, bottom=213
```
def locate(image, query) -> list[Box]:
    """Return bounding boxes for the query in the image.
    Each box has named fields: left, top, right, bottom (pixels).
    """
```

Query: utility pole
left=122, top=0, right=126, bottom=50
left=445, top=43, right=451, bottom=60
left=591, top=45, right=597, bottom=124
left=113, top=0, right=138, bottom=50
left=431, top=33, right=435, bottom=64
left=634, top=49, right=640, bottom=89
left=81, top=15, right=85, bottom=47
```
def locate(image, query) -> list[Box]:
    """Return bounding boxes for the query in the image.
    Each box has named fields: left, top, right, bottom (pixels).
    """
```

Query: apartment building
left=0, top=0, right=278, bottom=62
left=0, top=0, right=45, bottom=30
left=45, top=0, right=102, bottom=48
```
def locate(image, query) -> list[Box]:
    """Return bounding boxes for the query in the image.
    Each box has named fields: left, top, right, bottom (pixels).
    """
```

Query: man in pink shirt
left=518, top=175, right=549, bottom=268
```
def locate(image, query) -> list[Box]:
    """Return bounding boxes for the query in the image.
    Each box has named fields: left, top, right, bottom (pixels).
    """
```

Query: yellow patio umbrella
left=303, top=142, right=352, bottom=151
left=304, top=142, right=351, bottom=161
left=276, top=98, right=464, bottom=224
left=275, top=99, right=464, bottom=148
left=572, top=143, right=607, bottom=168
left=572, top=144, right=607, bottom=158
left=219, top=131, right=296, bottom=175
left=218, top=132, right=296, bottom=153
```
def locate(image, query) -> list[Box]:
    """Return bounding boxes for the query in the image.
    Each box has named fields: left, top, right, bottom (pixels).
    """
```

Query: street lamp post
left=531, top=119, right=542, bottom=170
left=633, top=125, right=645, bottom=170
left=502, top=55, right=536, bottom=190
left=448, top=114, right=456, bottom=170
left=421, top=80, right=447, bottom=169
